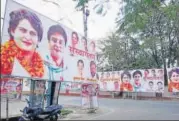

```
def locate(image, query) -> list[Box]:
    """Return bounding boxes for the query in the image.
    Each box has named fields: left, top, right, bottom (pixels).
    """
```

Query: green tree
left=97, top=0, right=179, bottom=86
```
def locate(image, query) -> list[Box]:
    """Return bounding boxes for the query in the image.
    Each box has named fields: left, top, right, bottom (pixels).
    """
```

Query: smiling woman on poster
left=120, top=71, right=133, bottom=92
left=168, top=68, right=179, bottom=92
left=132, top=70, right=145, bottom=92
left=1, top=9, right=44, bottom=78
left=44, top=24, right=68, bottom=81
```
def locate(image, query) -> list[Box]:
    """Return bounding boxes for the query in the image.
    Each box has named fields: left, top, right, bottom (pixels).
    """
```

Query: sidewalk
left=1, top=100, right=110, bottom=120
left=1, top=100, right=26, bottom=119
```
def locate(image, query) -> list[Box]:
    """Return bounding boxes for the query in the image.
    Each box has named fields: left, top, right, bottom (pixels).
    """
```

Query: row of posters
left=1, top=0, right=97, bottom=88
left=98, top=67, right=179, bottom=93
left=1, top=67, right=178, bottom=99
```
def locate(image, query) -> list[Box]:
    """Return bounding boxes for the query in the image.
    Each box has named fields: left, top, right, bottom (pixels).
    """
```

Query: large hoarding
left=1, top=0, right=97, bottom=85
left=98, top=69, right=164, bottom=93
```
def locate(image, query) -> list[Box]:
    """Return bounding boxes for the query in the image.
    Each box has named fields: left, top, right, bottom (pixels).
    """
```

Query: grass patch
left=61, top=109, right=73, bottom=116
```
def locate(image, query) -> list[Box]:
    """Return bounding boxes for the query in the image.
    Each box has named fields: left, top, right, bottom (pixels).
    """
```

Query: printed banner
left=167, top=67, right=179, bottom=93
left=142, top=69, right=164, bottom=93
left=98, top=71, right=121, bottom=91
left=98, top=69, right=164, bottom=93
left=1, top=0, right=97, bottom=84
left=81, top=83, right=99, bottom=108
left=0, top=78, right=23, bottom=99
left=60, top=82, right=82, bottom=94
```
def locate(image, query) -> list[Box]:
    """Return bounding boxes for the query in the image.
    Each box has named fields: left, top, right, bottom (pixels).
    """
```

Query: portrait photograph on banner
left=131, top=70, right=146, bottom=92
left=1, top=78, right=23, bottom=99
left=120, top=70, right=133, bottom=92
left=1, top=0, right=45, bottom=78
left=167, top=67, right=179, bottom=93
left=98, top=71, right=121, bottom=91
left=142, top=69, right=164, bottom=93
left=98, top=72, right=108, bottom=91
left=81, top=83, right=99, bottom=109
left=112, top=71, right=121, bottom=91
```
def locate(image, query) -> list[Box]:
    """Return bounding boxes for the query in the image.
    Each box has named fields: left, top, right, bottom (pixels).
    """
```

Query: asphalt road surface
left=1, top=96, right=179, bottom=120
left=59, top=96, right=179, bottom=120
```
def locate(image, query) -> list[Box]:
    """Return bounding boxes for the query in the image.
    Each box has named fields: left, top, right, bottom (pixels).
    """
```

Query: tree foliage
left=97, top=0, right=179, bottom=85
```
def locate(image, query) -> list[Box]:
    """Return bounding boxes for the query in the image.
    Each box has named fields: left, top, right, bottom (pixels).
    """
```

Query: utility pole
left=82, top=2, right=90, bottom=39
left=111, top=64, right=113, bottom=72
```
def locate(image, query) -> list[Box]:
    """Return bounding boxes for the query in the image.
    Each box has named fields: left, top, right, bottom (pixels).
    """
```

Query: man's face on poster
left=152, top=70, right=156, bottom=77
left=157, top=82, right=163, bottom=89
left=78, top=61, right=84, bottom=75
left=90, top=63, right=96, bottom=77
left=49, top=32, right=65, bottom=59
left=149, top=82, right=153, bottom=88
left=11, top=19, right=38, bottom=51
left=72, top=33, right=78, bottom=47
left=158, top=70, right=164, bottom=76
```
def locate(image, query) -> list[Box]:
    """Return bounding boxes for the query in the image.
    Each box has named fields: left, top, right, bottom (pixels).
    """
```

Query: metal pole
left=89, top=84, right=94, bottom=111
left=82, top=4, right=87, bottom=39
left=56, top=82, right=61, bottom=105
left=112, top=64, right=113, bottom=72
left=6, top=93, right=9, bottom=121
left=82, top=2, right=89, bottom=39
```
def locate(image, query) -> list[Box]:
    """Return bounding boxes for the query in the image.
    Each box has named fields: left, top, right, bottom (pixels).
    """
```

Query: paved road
left=1, top=96, right=179, bottom=120
left=59, top=96, right=179, bottom=120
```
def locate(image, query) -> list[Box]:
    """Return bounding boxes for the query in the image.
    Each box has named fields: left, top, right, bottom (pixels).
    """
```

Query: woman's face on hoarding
left=134, top=73, right=142, bottom=83
left=11, top=19, right=38, bottom=52
left=171, top=72, right=179, bottom=83
left=122, top=74, right=130, bottom=83
left=49, top=33, right=65, bottom=59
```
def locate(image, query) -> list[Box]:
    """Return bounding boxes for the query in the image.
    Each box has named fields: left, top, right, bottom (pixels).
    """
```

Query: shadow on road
left=2, top=117, right=19, bottom=121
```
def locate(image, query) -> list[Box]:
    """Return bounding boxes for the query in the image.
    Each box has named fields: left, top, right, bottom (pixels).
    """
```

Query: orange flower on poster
left=1, top=40, right=44, bottom=78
